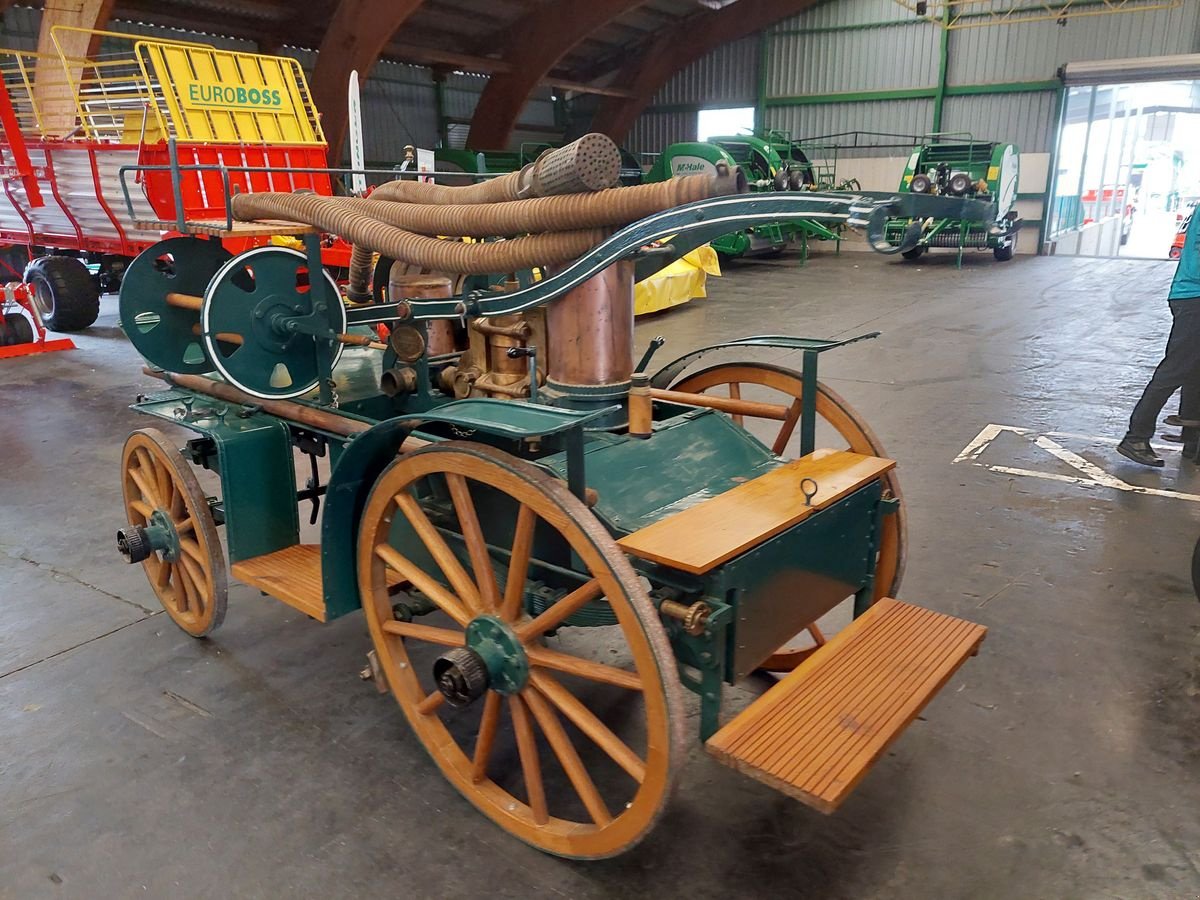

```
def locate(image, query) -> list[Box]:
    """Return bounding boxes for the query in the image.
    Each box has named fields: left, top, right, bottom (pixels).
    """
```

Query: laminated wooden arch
left=311, top=0, right=426, bottom=164
left=465, top=0, right=647, bottom=150
left=32, top=0, right=116, bottom=136
left=590, top=0, right=824, bottom=144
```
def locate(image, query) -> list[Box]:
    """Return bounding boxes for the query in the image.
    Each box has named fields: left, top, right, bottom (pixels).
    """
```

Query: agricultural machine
left=438, top=144, right=644, bottom=187
left=0, top=26, right=347, bottom=355
left=645, top=134, right=843, bottom=261
left=113, top=84, right=987, bottom=858
left=869, top=138, right=1021, bottom=266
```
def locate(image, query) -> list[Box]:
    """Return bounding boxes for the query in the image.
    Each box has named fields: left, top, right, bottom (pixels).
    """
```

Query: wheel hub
left=147, top=508, right=182, bottom=561
left=433, top=647, right=490, bottom=706
left=466, top=615, right=529, bottom=695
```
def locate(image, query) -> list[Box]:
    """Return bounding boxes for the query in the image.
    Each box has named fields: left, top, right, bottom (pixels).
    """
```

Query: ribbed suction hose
left=333, top=170, right=743, bottom=237
left=371, top=133, right=622, bottom=205
left=232, top=162, right=746, bottom=280
left=230, top=190, right=606, bottom=275
left=342, top=134, right=623, bottom=297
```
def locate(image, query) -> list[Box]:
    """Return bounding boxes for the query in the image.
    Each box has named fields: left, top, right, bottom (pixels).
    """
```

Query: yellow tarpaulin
left=635, top=245, right=721, bottom=316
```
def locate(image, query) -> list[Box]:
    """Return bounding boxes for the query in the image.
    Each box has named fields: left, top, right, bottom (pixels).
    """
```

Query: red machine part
left=0, top=281, right=75, bottom=358
left=0, top=83, right=43, bottom=209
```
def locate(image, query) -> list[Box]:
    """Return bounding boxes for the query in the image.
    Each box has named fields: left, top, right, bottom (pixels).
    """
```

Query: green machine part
left=646, top=136, right=839, bottom=260
left=888, top=139, right=1021, bottom=263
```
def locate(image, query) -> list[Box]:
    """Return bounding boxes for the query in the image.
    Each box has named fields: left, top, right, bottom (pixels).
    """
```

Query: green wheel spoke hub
left=201, top=247, right=347, bottom=400
left=119, top=236, right=232, bottom=373
left=465, top=615, right=528, bottom=695
left=145, top=507, right=182, bottom=561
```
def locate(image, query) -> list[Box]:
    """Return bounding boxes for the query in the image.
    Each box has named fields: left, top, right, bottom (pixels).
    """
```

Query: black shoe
left=1165, top=414, right=1200, bottom=428
left=1117, top=438, right=1165, bottom=467
left=1163, top=431, right=1186, bottom=443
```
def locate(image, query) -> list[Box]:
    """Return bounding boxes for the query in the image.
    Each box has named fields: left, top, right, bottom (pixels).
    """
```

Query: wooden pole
left=648, top=388, right=788, bottom=421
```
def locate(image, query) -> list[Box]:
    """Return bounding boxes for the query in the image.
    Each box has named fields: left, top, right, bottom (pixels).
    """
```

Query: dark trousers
left=1127, top=299, right=1200, bottom=441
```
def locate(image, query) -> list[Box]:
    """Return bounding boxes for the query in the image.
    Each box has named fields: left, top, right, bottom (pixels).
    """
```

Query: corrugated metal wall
left=765, top=99, right=935, bottom=145
left=628, top=0, right=1200, bottom=157
left=766, top=23, right=940, bottom=96
left=627, top=111, right=697, bottom=160
left=940, top=92, right=1058, bottom=153
left=948, top=2, right=1200, bottom=83
left=651, top=36, right=758, bottom=107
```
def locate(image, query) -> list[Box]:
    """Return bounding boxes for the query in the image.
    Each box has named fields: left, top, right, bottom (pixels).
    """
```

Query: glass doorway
left=1047, top=80, right=1200, bottom=259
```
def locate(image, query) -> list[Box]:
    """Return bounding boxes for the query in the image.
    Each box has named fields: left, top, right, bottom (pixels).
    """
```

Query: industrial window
left=697, top=107, right=754, bottom=142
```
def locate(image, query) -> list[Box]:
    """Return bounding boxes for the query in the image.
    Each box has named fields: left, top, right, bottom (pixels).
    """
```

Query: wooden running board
left=706, top=597, right=986, bottom=813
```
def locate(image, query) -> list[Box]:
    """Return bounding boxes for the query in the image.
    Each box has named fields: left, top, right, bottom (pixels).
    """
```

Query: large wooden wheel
left=358, top=442, right=684, bottom=859
left=120, top=428, right=227, bottom=637
left=673, top=362, right=907, bottom=669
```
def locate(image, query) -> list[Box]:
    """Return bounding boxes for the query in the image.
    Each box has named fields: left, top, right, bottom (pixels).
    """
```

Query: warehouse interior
left=3, top=1, right=1200, bottom=897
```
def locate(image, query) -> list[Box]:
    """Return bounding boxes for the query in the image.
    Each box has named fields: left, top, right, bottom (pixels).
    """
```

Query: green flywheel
left=118, top=237, right=232, bottom=373
left=201, top=247, right=347, bottom=400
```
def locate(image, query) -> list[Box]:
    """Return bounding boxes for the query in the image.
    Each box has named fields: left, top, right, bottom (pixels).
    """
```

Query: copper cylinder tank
left=387, top=270, right=457, bottom=355
left=546, top=260, right=634, bottom=388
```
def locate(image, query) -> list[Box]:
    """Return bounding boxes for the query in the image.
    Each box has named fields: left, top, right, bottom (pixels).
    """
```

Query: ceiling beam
left=310, top=0, right=427, bottom=164
left=385, top=42, right=633, bottom=97
left=591, top=0, right=824, bottom=142
left=466, top=0, right=648, bottom=149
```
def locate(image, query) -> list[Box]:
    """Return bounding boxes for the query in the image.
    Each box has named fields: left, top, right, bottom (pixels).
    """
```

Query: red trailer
left=0, top=27, right=343, bottom=356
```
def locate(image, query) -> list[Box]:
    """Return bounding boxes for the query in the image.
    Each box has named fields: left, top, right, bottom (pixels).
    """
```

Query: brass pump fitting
left=659, top=598, right=712, bottom=636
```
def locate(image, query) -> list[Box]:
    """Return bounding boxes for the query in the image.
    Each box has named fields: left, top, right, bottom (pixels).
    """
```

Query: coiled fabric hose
left=342, top=134, right=622, bottom=298
left=330, top=171, right=741, bottom=237
left=230, top=190, right=607, bottom=275
left=370, top=133, right=623, bottom=205
left=231, top=135, right=746, bottom=287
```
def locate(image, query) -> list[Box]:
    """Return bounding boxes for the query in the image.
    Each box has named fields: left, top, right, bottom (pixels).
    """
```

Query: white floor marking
left=953, top=424, right=1200, bottom=503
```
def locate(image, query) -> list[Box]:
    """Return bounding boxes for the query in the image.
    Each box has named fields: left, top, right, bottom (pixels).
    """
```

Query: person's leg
left=1177, top=306, right=1200, bottom=458
left=1127, top=307, right=1189, bottom=440
left=1121, top=302, right=1200, bottom=465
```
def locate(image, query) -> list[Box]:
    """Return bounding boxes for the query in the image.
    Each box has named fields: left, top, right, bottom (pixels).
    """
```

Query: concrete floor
left=3, top=249, right=1199, bottom=899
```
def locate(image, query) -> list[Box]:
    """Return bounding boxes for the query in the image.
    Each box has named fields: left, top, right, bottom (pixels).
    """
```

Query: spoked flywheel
left=672, top=361, right=907, bottom=670
left=358, top=442, right=684, bottom=859
left=119, top=428, right=227, bottom=637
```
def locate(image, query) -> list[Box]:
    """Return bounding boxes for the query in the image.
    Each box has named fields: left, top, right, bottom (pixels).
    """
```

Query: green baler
left=645, top=135, right=840, bottom=260
left=882, top=139, right=1021, bottom=264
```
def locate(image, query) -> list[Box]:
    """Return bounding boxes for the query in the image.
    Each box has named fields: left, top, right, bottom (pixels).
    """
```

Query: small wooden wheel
left=121, top=428, right=227, bottom=637
left=358, top=442, right=684, bottom=859
left=673, top=361, right=907, bottom=669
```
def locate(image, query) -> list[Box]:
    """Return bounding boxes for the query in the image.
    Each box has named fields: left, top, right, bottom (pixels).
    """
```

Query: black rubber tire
left=901, top=246, right=926, bottom=261
left=1192, top=535, right=1200, bottom=601
left=23, top=255, right=100, bottom=332
left=2, top=312, right=34, bottom=345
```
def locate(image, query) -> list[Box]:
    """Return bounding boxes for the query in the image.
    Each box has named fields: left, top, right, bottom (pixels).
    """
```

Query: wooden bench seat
left=706, top=597, right=986, bottom=813
left=617, top=449, right=895, bottom=575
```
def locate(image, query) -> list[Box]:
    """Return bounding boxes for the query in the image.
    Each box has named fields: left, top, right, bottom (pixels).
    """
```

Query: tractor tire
left=23, top=255, right=100, bottom=332
left=901, top=246, right=925, bottom=261
left=2, top=312, right=34, bottom=345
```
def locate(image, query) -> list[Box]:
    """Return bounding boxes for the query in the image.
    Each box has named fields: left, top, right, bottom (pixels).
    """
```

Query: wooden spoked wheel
left=120, top=428, right=227, bottom=637
left=672, top=362, right=907, bottom=670
left=358, top=442, right=684, bottom=859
